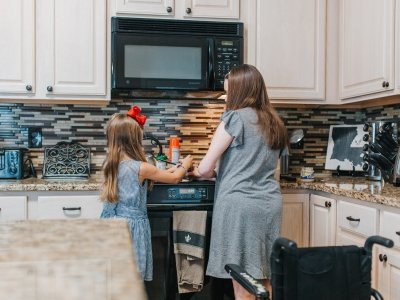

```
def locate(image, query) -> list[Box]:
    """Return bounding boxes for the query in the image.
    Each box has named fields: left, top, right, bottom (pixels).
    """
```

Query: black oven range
left=146, top=180, right=234, bottom=300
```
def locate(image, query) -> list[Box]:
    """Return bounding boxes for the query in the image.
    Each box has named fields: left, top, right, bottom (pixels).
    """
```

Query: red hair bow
left=127, top=106, right=147, bottom=128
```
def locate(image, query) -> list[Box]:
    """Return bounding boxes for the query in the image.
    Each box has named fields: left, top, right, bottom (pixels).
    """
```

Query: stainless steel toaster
left=0, top=148, right=28, bottom=179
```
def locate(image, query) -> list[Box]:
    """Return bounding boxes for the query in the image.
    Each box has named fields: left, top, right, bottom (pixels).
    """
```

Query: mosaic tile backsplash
left=0, top=99, right=399, bottom=178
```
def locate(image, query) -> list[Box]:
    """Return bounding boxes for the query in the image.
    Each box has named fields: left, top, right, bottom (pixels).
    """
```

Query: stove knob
left=363, top=134, right=370, bottom=142
left=363, top=123, right=370, bottom=132
left=363, top=163, right=369, bottom=171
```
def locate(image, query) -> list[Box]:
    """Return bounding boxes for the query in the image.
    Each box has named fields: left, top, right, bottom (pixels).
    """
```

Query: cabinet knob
left=396, top=231, right=400, bottom=236
left=382, top=81, right=389, bottom=88
left=324, top=201, right=331, bottom=208
left=186, top=7, right=192, bottom=14
left=378, top=254, right=387, bottom=262
left=25, top=85, right=32, bottom=91
left=47, top=86, right=53, bottom=92
left=166, top=6, right=172, bottom=13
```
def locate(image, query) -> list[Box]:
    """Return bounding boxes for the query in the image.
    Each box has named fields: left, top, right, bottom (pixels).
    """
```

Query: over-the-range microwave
left=111, top=17, right=243, bottom=95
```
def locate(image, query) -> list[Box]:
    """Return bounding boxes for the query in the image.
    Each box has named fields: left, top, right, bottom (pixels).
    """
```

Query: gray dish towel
left=173, top=210, right=207, bottom=293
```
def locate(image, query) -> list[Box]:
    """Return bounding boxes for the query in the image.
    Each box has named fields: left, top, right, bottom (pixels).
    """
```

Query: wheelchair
left=225, top=235, right=394, bottom=300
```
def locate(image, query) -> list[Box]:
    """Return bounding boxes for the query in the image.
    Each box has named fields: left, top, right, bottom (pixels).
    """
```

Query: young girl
left=100, top=106, right=193, bottom=281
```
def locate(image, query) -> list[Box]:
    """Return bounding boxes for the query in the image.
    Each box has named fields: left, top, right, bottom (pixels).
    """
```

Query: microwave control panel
left=215, top=38, right=243, bottom=89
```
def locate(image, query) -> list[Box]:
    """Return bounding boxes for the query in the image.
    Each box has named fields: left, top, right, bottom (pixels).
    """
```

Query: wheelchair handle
left=364, top=235, right=394, bottom=253
left=272, top=237, right=297, bottom=254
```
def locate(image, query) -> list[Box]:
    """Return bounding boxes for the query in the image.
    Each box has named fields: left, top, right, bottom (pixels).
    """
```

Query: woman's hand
left=189, top=167, right=202, bottom=178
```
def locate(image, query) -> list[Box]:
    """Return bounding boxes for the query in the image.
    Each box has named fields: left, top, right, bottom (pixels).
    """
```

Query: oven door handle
left=147, top=203, right=213, bottom=210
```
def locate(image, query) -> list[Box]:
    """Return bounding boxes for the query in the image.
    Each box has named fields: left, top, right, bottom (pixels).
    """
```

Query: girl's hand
left=180, top=155, right=193, bottom=171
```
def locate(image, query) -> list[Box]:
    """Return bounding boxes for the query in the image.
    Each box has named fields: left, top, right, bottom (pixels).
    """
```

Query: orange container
left=169, top=137, right=180, bottom=163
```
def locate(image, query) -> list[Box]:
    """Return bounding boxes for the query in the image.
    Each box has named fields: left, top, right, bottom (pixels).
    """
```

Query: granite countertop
left=1, top=176, right=400, bottom=209
left=0, top=177, right=102, bottom=191
left=281, top=177, right=400, bottom=208
left=0, top=219, right=147, bottom=300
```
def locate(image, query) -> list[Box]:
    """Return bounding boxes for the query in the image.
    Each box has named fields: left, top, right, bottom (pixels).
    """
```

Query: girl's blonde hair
left=100, top=113, right=147, bottom=203
left=225, top=64, right=288, bottom=150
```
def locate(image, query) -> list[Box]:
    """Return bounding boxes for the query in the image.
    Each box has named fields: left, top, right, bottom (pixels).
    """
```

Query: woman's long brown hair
left=225, top=64, right=288, bottom=150
left=100, top=113, right=147, bottom=203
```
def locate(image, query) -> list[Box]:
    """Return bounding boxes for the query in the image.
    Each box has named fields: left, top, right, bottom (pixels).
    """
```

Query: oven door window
left=113, top=34, right=210, bottom=90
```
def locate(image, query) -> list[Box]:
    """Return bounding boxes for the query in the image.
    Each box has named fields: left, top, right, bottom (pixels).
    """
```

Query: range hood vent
left=113, top=17, right=243, bottom=37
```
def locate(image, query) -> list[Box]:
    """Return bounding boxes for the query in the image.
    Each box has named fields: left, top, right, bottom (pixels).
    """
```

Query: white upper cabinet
left=0, top=0, right=35, bottom=95
left=115, top=0, right=239, bottom=19
left=252, top=0, right=326, bottom=100
left=37, top=0, right=107, bottom=98
left=116, top=0, right=175, bottom=16
left=184, top=0, right=239, bottom=19
left=0, top=0, right=108, bottom=101
left=339, top=0, right=395, bottom=99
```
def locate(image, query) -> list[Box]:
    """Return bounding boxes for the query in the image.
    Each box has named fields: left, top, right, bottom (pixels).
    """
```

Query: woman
left=191, top=64, right=288, bottom=299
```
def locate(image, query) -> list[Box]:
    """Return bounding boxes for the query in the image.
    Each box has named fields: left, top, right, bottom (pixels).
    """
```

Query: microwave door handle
left=208, top=38, right=215, bottom=89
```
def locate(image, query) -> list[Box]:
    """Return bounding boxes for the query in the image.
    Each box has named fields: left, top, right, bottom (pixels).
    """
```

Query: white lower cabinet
left=281, top=193, right=310, bottom=247
left=37, top=195, right=103, bottom=220
left=310, top=194, right=336, bottom=246
left=0, top=196, right=27, bottom=221
left=375, top=209, right=400, bottom=299
left=336, top=199, right=378, bottom=246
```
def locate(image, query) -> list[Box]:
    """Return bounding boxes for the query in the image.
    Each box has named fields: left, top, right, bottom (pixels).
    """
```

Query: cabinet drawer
left=0, top=196, right=27, bottom=221
left=337, top=200, right=378, bottom=237
left=37, top=196, right=102, bottom=219
left=380, top=210, right=400, bottom=249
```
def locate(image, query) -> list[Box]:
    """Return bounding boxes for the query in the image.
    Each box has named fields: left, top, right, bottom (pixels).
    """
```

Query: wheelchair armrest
left=371, top=288, right=383, bottom=300
left=364, top=235, right=394, bottom=253
left=224, top=264, right=269, bottom=300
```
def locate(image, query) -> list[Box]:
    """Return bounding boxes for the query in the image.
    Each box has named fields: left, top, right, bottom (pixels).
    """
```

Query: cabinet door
left=254, top=0, right=326, bottom=100
left=281, top=194, right=309, bottom=247
left=0, top=0, right=35, bottom=95
left=0, top=196, right=27, bottom=221
left=376, top=246, right=400, bottom=300
left=37, top=0, right=106, bottom=96
left=116, top=0, right=175, bottom=16
left=339, top=0, right=395, bottom=99
left=37, top=195, right=103, bottom=219
left=184, top=0, right=239, bottom=19
left=310, top=194, right=336, bottom=247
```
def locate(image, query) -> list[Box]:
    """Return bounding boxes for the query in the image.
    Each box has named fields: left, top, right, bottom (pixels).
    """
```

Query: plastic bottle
left=169, top=137, right=180, bottom=164
left=155, top=153, right=168, bottom=170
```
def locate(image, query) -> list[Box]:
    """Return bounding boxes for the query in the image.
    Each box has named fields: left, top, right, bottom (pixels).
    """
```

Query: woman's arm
left=195, top=121, right=233, bottom=178
left=139, top=155, right=193, bottom=184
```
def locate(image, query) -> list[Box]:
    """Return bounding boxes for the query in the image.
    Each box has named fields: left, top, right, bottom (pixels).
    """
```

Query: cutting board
left=325, top=124, right=365, bottom=171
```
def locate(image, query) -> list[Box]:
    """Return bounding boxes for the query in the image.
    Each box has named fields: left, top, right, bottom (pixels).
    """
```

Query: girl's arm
left=194, top=121, right=233, bottom=178
left=139, top=155, right=193, bottom=184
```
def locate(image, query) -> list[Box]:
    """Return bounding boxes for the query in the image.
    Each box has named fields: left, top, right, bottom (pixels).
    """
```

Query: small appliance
left=0, top=148, right=30, bottom=179
left=111, top=17, right=243, bottom=95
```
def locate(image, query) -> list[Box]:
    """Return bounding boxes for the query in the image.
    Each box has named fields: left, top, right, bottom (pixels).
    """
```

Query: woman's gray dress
left=206, top=107, right=282, bottom=279
left=100, top=160, right=153, bottom=281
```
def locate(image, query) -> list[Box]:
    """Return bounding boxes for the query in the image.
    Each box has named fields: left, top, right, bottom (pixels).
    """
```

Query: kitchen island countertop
left=1, top=176, right=400, bottom=209
left=0, top=219, right=147, bottom=300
